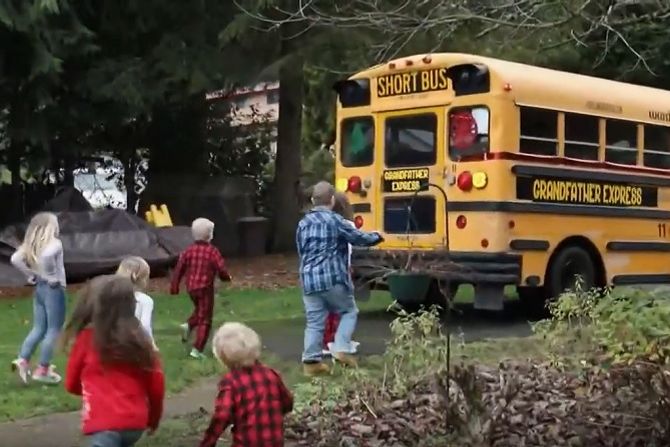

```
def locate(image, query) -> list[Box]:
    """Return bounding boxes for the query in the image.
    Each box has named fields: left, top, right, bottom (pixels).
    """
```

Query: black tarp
left=0, top=200, right=193, bottom=286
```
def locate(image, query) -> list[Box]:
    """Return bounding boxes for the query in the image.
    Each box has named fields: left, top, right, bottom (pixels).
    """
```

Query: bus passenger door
left=376, top=107, right=447, bottom=250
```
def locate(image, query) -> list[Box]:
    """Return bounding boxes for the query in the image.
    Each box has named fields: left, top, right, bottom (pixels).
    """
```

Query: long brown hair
left=61, top=276, right=104, bottom=350
left=333, top=191, right=354, bottom=221
left=92, top=275, right=155, bottom=369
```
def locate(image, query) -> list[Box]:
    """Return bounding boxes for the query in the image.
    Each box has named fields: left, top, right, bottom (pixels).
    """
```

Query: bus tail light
left=456, top=215, right=467, bottom=229
left=348, top=176, right=362, bottom=193
left=354, top=215, right=364, bottom=228
left=457, top=171, right=473, bottom=191
left=472, top=171, right=488, bottom=189
left=336, top=178, right=348, bottom=192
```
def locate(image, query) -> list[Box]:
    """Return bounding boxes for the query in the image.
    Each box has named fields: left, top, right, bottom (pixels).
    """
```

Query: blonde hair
left=21, top=212, right=60, bottom=268
left=192, top=218, right=214, bottom=242
left=212, top=322, right=261, bottom=369
left=116, top=256, right=150, bottom=290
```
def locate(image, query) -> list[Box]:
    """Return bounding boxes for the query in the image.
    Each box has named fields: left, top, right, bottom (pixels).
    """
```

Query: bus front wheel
left=546, top=245, right=596, bottom=299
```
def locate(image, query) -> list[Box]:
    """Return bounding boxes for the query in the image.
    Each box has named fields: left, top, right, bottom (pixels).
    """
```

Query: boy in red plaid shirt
left=170, top=218, right=231, bottom=359
left=200, top=322, right=293, bottom=447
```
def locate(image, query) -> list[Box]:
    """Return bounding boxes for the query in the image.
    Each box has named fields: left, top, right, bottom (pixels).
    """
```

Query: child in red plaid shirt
left=170, top=218, right=232, bottom=359
left=200, top=322, right=293, bottom=447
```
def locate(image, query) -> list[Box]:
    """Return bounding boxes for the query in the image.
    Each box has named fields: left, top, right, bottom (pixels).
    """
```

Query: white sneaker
left=189, top=348, right=206, bottom=360
left=327, top=341, right=360, bottom=354
left=322, top=349, right=332, bottom=357
left=11, top=358, right=30, bottom=384
left=32, top=365, right=61, bottom=385
left=180, top=323, right=191, bottom=343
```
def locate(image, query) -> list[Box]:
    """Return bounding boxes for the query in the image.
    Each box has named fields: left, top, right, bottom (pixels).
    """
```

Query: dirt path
left=0, top=378, right=217, bottom=447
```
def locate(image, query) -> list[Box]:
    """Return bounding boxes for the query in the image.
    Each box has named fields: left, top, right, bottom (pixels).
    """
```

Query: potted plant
left=385, top=250, right=432, bottom=305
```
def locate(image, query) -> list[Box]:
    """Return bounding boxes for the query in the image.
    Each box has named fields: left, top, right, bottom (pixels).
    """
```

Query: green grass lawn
left=0, top=287, right=391, bottom=422
left=0, top=282, right=518, bottom=424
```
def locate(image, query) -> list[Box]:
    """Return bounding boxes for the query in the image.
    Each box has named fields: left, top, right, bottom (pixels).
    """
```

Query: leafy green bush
left=534, top=283, right=670, bottom=368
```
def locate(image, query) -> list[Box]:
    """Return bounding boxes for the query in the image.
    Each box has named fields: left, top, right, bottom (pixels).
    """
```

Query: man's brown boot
left=303, top=362, right=331, bottom=377
left=332, top=352, right=358, bottom=368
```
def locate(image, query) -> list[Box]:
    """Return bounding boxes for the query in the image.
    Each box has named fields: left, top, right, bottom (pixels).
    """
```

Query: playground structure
left=145, top=204, right=173, bottom=227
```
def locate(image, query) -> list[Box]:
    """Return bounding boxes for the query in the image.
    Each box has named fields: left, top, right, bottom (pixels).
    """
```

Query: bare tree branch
left=233, top=0, right=670, bottom=74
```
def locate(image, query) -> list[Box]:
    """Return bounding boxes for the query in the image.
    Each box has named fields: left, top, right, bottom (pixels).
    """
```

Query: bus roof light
left=504, top=83, right=512, bottom=91
left=422, top=55, right=432, bottom=64
left=389, top=62, right=396, bottom=69
left=457, top=172, right=473, bottom=192
left=405, top=59, right=414, bottom=67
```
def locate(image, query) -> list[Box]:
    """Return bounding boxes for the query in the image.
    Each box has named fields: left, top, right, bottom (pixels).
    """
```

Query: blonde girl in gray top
left=10, top=212, right=67, bottom=384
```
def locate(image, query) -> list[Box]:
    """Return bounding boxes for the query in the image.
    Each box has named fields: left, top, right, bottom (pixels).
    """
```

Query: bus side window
left=605, top=120, right=637, bottom=165
left=519, top=107, right=557, bottom=156
left=644, top=125, right=670, bottom=169
left=564, top=113, right=599, bottom=161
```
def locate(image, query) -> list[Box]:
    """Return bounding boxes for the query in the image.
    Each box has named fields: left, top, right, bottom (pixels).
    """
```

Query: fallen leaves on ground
left=286, top=360, right=670, bottom=447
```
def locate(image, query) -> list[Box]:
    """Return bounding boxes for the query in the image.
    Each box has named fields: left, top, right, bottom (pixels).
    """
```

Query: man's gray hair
left=311, top=181, right=335, bottom=207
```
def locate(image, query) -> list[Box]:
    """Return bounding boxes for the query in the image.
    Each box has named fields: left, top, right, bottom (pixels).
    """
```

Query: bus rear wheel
left=546, top=245, right=596, bottom=300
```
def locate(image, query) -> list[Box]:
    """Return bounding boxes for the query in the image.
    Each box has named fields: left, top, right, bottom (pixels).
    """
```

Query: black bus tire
left=546, top=245, right=596, bottom=299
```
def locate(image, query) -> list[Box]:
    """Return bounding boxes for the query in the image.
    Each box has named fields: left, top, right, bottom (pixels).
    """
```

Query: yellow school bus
left=333, top=52, right=670, bottom=311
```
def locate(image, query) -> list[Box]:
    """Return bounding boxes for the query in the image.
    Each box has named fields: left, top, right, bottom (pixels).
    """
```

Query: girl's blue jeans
left=18, top=281, right=66, bottom=366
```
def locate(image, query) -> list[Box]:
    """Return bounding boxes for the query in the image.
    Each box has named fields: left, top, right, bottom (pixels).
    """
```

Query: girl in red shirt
left=64, top=275, right=165, bottom=447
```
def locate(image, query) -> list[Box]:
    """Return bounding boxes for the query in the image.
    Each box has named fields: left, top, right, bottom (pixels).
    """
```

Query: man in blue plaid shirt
left=296, top=181, right=383, bottom=376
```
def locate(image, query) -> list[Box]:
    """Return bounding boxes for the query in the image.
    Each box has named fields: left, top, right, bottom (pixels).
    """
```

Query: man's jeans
left=87, top=430, right=144, bottom=447
left=18, top=281, right=66, bottom=366
left=302, top=284, right=358, bottom=362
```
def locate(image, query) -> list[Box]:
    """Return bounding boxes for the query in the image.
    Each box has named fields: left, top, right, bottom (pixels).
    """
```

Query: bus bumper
left=351, top=248, right=521, bottom=311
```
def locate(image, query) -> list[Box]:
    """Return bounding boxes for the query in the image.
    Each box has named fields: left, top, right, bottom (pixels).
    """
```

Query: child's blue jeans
left=18, top=281, right=66, bottom=366
left=87, top=430, right=144, bottom=447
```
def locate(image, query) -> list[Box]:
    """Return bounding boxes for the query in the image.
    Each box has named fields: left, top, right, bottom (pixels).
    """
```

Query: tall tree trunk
left=8, top=140, right=23, bottom=222
left=7, top=96, right=24, bottom=221
left=272, top=33, right=304, bottom=252
left=124, top=152, right=138, bottom=214
left=63, top=154, right=75, bottom=187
